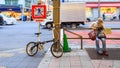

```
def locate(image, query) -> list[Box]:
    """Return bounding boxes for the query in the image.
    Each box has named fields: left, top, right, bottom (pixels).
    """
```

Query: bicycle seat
left=35, top=32, right=41, bottom=35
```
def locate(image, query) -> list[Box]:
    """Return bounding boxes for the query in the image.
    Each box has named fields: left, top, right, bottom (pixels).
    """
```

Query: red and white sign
left=32, top=5, right=46, bottom=19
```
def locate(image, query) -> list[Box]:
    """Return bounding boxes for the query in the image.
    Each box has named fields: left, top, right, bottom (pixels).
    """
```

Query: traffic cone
left=63, top=34, right=71, bottom=52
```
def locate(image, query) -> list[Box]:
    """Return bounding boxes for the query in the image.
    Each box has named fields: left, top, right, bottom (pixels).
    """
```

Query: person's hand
left=91, top=27, right=96, bottom=30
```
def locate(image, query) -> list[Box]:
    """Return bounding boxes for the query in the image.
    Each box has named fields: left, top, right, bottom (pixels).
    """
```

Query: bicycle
left=26, top=26, right=63, bottom=58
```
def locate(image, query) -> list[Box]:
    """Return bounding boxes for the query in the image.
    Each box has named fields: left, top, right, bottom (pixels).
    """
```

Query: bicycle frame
left=37, top=39, right=54, bottom=50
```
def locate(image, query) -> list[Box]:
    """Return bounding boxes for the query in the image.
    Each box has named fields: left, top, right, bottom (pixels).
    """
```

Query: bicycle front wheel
left=26, top=42, right=38, bottom=56
left=51, top=41, right=63, bottom=58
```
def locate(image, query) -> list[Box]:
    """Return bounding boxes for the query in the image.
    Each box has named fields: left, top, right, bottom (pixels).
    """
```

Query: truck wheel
left=61, top=24, right=66, bottom=28
left=71, top=23, right=77, bottom=28
left=46, top=23, right=52, bottom=28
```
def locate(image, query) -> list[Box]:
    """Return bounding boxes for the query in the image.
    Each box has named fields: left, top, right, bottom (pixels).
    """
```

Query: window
left=5, top=0, right=18, bottom=5
left=25, top=0, right=31, bottom=7
left=12, top=0, right=18, bottom=5
left=5, top=0, right=11, bottom=5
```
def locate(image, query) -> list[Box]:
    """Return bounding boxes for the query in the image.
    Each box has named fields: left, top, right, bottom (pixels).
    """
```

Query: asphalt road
left=0, top=21, right=53, bottom=51
left=0, top=21, right=53, bottom=68
left=0, top=21, right=120, bottom=51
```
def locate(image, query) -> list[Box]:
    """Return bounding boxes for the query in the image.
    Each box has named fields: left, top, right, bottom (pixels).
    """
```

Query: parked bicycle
left=26, top=26, right=63, bottom=58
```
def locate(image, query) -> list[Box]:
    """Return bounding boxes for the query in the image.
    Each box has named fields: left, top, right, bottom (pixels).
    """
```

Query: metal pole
left=11, top=0, right=12, bottom=5
left=37, top=0, right=42, bottom=42
left=30, top=0, right=33, bottom=21
left=38, top=23, right=40, bottom=41
left=98, top=0, right=100, bottom=18
left=22, top=7, right=24, bottom=21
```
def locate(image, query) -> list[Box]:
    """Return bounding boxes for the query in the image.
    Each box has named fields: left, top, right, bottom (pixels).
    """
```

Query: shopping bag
left=104, top=28, right=112, bottom=34
left=88, top=30, right=96, bottom=40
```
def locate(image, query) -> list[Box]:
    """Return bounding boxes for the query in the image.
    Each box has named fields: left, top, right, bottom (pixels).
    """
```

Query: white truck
left=41, top=2, right=86, bottom=28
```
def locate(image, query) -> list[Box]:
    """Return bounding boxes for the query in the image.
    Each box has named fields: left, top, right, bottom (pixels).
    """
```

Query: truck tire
left=46, top=23, right=53, bottom=28
left=87, top=18, right=91, bottom=22
left=71, top=23, right=77, bottom=28
left=61, top=23, right=67, bottom=28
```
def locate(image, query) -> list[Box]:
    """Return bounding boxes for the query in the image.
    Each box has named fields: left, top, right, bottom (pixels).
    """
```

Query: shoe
left=97, top=50, right=103, bottom=55
left=103, top=51, right=109, bottom=56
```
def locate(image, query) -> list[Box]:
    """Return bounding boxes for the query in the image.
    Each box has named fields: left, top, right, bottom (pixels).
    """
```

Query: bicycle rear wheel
left=51, top=41, right=63, bottom=58
left=26, top=42, right=38, bottom=56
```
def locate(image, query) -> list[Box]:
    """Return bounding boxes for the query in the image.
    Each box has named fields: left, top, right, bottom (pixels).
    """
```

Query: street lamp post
left=98, top=0, right=100, bottom=18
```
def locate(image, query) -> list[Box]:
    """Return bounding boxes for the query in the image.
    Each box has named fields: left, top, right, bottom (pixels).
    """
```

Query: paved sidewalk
left=38, top=44, right=120, bottom=68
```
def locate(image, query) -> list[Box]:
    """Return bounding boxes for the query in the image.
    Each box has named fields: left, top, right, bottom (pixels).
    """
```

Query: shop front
left=86, top=2, right=120, bottom=21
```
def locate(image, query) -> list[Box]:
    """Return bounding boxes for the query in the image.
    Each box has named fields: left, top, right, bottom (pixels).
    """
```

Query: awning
left=0, top=4, right=21, bottom=12
left=0, top=8, right=21, bottom=12
left=86, top=2, right=120, bottom=8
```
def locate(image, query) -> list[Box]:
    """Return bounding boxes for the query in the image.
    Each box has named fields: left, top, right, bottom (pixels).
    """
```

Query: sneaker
left=103, top=51, right=109, bottom=56
left=97, top=50, right=103, bottom=55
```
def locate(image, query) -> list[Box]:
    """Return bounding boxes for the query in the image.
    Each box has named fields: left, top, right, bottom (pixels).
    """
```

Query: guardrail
left=63, top=28, right=120, bottom=49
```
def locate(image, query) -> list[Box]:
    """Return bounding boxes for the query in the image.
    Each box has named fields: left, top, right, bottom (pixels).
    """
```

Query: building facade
left=62, top=0, right=120, bottom=2
left=0, top=0, right=120, bottom=21
left=0, top=0, right=38, bottom=20
left=86, top=2, right=120, bottom=21
left=0, top=0, right=37, bottom=12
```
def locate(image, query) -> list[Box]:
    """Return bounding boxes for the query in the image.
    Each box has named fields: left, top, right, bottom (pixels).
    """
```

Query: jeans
left=95, top=37, right=106, bottom=52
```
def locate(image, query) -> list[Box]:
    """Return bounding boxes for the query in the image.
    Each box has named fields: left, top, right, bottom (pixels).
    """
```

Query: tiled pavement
left=1, top=39, right=120, bottom=68
left=65, top=30, right=120, bottom=44
left=0, top=35, right=120, bottom=68
left=38, top=41, right=120, bottom=68
left=38, top=25, right=120, bottom=68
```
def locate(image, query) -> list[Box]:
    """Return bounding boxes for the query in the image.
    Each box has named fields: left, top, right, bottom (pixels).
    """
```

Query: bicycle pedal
left=39, top=46, right=44, bottom=50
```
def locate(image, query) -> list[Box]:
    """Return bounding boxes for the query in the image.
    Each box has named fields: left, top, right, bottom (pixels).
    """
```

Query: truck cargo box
left=41, top=2, right=86, bottom=28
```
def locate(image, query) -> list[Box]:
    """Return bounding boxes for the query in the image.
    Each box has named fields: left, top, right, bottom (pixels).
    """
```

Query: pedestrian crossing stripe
left=0, top=48, right=24, bottom=52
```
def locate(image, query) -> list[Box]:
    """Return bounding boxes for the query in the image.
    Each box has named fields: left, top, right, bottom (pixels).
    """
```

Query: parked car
left=0, top=15, right=4, bottom=25
left=0, top=14, right=17, bottom=25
